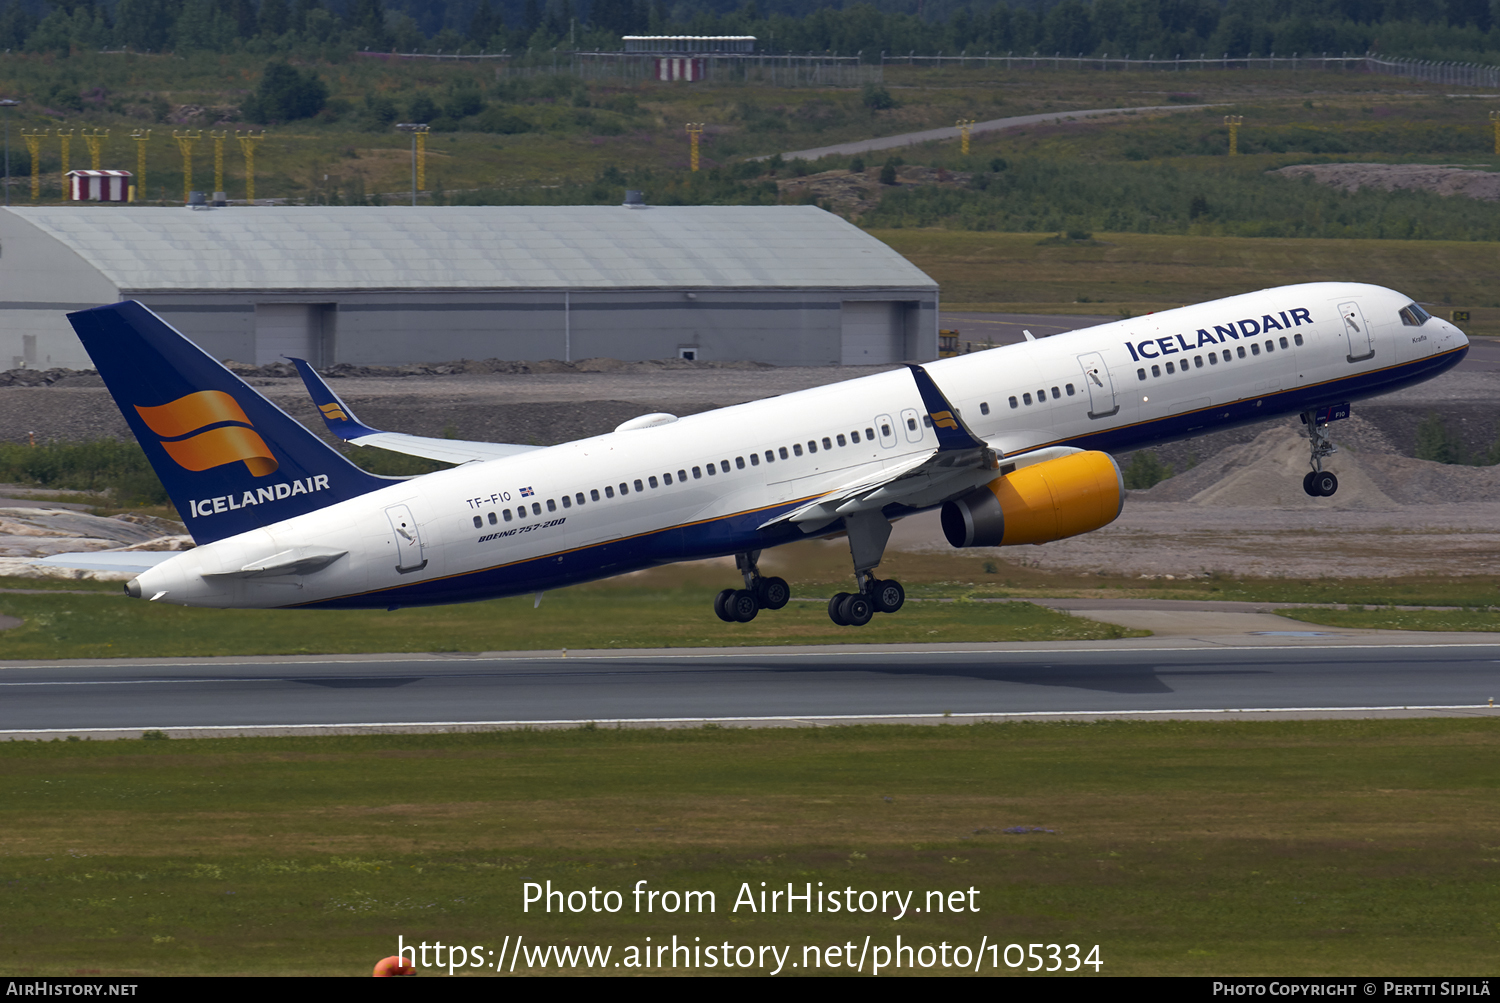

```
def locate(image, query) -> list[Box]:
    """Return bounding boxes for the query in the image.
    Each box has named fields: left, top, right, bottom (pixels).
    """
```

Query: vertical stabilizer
left=68, top=301, right=392, bottom=544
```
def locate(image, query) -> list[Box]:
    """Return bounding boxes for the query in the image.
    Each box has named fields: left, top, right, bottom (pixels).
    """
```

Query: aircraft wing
left=760, top=364, right=1022, bottom=534
left=287, top=358, right=543, bottom=465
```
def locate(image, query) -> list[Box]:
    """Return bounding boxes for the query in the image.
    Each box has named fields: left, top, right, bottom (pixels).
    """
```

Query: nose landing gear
left=1302, top=410, right=1340, bottom=497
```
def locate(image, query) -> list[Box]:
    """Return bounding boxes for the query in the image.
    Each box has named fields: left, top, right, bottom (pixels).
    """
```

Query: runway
left=3, top=637, right=1497, bottom=738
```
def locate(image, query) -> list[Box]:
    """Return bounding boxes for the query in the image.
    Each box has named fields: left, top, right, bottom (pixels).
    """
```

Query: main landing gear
left=713, top=550, right=790, bottom=623
left=826, top=510, right=905, bottom=628
left=1301, top=409, right=1340, bottom=498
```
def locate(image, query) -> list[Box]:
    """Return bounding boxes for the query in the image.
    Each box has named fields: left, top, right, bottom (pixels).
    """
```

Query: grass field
left=876, top=229, right=1500, bottom=334
left=1, top=718, right=1495, bottom=976
left=1281, top=607, right=1500, bottom=633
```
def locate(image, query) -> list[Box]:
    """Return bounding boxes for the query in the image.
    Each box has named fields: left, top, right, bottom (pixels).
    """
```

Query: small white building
left=67, top=170, right=132, bottom=203
left=0, top=205, right=938, bottom=370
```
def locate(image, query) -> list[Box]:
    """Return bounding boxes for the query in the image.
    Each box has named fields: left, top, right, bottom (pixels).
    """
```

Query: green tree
left=1123, top=451, right=1173, bottom=489
left=1414, top=411, right=1465, bottom=464
left=241, top=61, right=328, bottom=123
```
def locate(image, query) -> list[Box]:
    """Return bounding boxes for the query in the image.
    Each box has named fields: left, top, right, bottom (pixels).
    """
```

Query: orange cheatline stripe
left=135, top=391, right=252, bottom=439
left=160, top=425, right=278, bottom=477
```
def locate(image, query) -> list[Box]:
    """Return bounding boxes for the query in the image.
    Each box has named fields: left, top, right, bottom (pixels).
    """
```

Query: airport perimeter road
left=1, top=642, right=1497, bottom=737
left=767, top=104, right=1217, bottom=161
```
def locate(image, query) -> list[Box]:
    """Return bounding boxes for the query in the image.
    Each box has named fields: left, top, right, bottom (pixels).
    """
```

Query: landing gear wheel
left=1312, top=471, right=1339, bottom=497
left=729, top=589, right=760, bottom=623
left=828, top=592, right=851, bottom=626
left=1302, top=471, right=1320, bottom=497
left=839, top=593, right=875, bottom=627
left=756, top=576, right=791, bottom=611
left=871, top=579, right=905, bottom=614
left=713, top=588, right=736, bottom=622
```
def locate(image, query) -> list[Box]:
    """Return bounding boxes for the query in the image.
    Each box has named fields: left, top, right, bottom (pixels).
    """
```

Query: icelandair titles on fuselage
left=188, top=474, right=332, bottom=518
left=1124, top=307, right=1314, bottom=362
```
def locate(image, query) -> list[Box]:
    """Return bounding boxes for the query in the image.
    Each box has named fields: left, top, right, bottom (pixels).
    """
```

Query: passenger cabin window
left=618, top=483, right=628, bottom=495
left=692, top=467, right=701, bottom=479
left=1008, top=397, right=1018, bottom=409
left=561, top=496, right=571, bottom=508
left=489, top=512, right=498, bottom=524
left=577, top=492, right=586, bottom=505
left=1023, top=393, right=1032, bottom=405
left=1208, top=354, right=1218, bottom=365
left=735, top=457, right=745, bottom=470
left=1065, top=384, right=1075, bottom=396
left=473, top=516, right=482, bottom=528
left=749, top=454, right=759, bottom=466
left=849, top=431, right=859, bottom=443
left=1137, top=368, right=1146, bottom=381
left=979, top=402, right=990, bottom=415
left=906, top=418, right=917, bottom=430
left=662, top=473, right=672, bottom=484
left=778, top=448, right=788, bottom=460
left=865, top=427, right=875, bottom=440
left=881, top=423, right=892, bottom=436
left=706, top=464, right=716, bottom=476
left=1264, top=340, right=1273, bottom=353
left=504, top=509, right=513, bottom=521
left=762, top=453, right=772, bottom=464
left=590, top=489, right=600, bottom=501
left=518, top=506, right=527, bottom=518
left=793, top=444, right=803, bottom=456
left=1237, top=347, right=1246, bottom=359
left=807, top=441, right=818, bottom=454
left=1051, top=387, right=1060, bottom=399
left=922, top=416, right=932, bottom=427
left=1294, top=333, right=1304, bottom=346
left=1165, top=361, right=1175, bottom=374
left=837, top=434, right=847, bottom=446
left=605, top=486, right=615, bottom=498
left=1251, top=344, right=1261, bottom=356
left=1151, top=365, right=1160, bottom=377
left=720, top=460, right=730, bottom=473
left=634, top=479, right=644, bottom=492
left=678, top=469, right=687, bottom=481
left=648, top=476, right=658, bottom=488
left=1279, top=337, right=1289, bottom=349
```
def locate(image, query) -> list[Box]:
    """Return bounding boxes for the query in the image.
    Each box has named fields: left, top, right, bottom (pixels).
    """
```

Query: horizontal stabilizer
left=287, top=357, right=543, bottom=464
left=33, top=552, right=180, bottom=575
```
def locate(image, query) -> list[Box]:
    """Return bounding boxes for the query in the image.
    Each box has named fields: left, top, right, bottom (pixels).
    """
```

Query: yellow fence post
left=957, top=119, right=975, bottom=155
left=209, top=130, right=227, bottom=196
left=415, top=126, right=428, bottom=194
left=686, top=122, right=704, bottom=171
left=1224, top=115, right=1244, bottom=156
left=56, top=128, right=72, bottom=195
left=81, top=128, right=108, bottom=170
left=172, top=130, right=201, bottom=203
left=21, top=129, right=46, bottom=201
left=235, top=130, right=265, bottom=204
left=129, top=129, right=150, bottom=200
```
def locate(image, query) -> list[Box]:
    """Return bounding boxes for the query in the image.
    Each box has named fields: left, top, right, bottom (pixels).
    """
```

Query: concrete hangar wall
left=0, top=205, right=939, bottom=370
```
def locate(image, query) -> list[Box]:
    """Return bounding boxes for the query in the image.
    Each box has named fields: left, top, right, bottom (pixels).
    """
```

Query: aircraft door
left=1338, top=301, right=1374, bottom=362
left=899, top=407, right=924, bottom=443
left=385, top=504, right=427, bottom=574
left=1076, top=352, right=1119, bottom=419
left=876, top=413, right=897, bottom=448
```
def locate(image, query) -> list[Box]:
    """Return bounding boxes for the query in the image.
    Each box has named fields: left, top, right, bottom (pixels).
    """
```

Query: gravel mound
left=1272, top=162, right=1500, bottom=201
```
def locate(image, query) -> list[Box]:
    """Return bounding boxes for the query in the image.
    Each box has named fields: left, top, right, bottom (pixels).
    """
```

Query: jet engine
left=940, top=450, right=1124, bottom=548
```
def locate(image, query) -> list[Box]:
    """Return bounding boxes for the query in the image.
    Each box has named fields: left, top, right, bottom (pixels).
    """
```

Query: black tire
left=871, top=579, right=905, bottom=614
left=828, top=592, right=850, bottom=625
left=1302, top=471, right=1320, bottom=497
left=713, top=588, right=736, bottom=622
left=757, top=576, right=791, bottom=611
left=840, top=593, right=874, bottom=627
left=1313, top=471, right=1339, bottom=497
left=730, top=589, right=759, bottom=623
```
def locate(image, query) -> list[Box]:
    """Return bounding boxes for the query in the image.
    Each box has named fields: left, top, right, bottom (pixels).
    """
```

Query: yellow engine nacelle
left=940, top=450, right=1124, bottom=547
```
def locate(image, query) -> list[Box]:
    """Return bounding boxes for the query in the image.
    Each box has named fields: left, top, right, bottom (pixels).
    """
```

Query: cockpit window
left=1399, top=302, right=1432, bottom=326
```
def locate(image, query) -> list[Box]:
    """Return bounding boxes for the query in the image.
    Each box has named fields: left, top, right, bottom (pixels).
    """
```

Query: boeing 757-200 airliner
left=47, top=283, right=1466, bottom=627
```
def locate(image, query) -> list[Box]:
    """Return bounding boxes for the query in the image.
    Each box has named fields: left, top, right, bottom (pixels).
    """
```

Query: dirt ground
left=1271, top=162, right=1500, bottom=201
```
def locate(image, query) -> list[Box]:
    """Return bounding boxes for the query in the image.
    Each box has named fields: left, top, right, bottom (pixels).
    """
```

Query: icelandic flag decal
left=519, top=486, right=534, bottom=497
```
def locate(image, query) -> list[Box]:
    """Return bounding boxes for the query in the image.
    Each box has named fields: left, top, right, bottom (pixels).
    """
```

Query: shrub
left=241, top=61, right=328, bottom=124
left=1123, top=451, right=1173, bottom=490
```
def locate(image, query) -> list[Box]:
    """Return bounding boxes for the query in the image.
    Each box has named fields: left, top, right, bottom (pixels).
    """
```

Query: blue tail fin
left=68, top=301, right=392, bottom=544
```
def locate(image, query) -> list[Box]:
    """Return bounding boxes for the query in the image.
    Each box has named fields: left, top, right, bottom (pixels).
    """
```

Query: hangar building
left=0, top=205, right=938, bottom=370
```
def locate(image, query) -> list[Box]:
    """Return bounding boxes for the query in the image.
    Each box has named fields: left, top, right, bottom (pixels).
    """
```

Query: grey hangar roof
left=0, top=205, right=940, bottom=370
left=3, top=205, right=935, bottom=293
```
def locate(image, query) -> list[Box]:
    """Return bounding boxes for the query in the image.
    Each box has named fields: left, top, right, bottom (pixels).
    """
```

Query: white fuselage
left=132, top=282, right=1468, bottom=609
